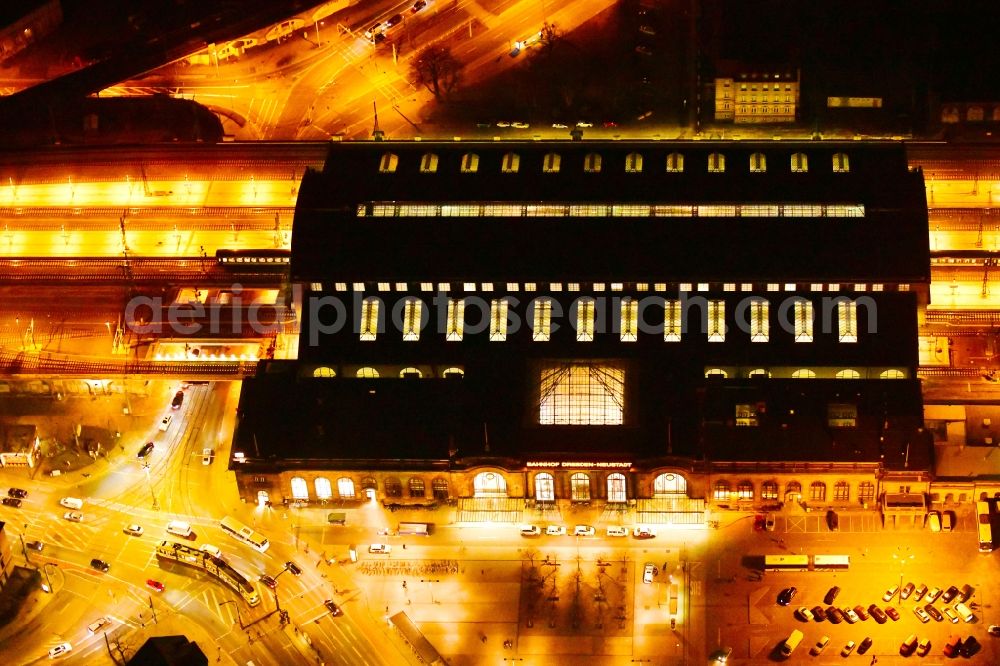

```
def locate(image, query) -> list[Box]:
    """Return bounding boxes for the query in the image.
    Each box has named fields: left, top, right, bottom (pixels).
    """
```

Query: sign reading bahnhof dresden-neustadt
left=526, top=461, right=633, bottom=469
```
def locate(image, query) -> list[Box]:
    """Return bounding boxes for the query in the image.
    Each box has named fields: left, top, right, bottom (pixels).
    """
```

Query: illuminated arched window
left=420, top=153, right=439, bottom=173
left=535, top=473, right=555, bottom=501
left=836, top=369, right=860, bottom=379
left=761, top=480, right=779, bottom=501
left=543, top=153, right=561, bottom=173
left=786, top=481, right=802, bottom=499
left=791, top=368, right=816, bottom=379
left=501, top=152, right=520, bottom=173
left=584, top=153, right=602, bottom=173
left=432, top=478, right=449, bottom=500
left=810, top=481, right=826, bottom=501
left=737, top=480, right=754, bottom=500
left=666, top=152, right=684, bottom=173
left=356, top=367, right=379, bottom=378
left=384, top=477, right=402, bottom=498
left=313, top=367, right=336, bottom=378
left=570, top=473, right=591, bottom=501
left=607, top=473, right=627, bottom=503
left=473, top=472, right=506, bottom=497
left=713, top=480, right=731, bottom=501
left=880, top=369, right=905, bottom=379
left=749, top=152, right=766, bottom=173
left=705, top=368, right=728, bottom=378
left=378, top=152, right=398, bottom=173
left=443, top=367, right=464, bottom=377
left=290, top=477, right=309, bottom=500
left=834, top=481, right=850, bottom=501
left=653, top=473, right=687, bottom=496
left=625, top=152, right=643, bottom=173
left=748, top=369, right=770, bottom=378
left=315, top=477, right=333, bottom=499
left=399, top=367, right=422, bottom=378
left=408, top=477, right=425, bottom=498
left=337, top=477, right=355, bottom=499
left=360, top=297, right=380, bottom=341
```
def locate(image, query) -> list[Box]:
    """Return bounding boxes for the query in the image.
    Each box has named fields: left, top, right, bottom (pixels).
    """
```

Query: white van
left=166, top=521, right=192, bottom=538
left=60, top=497, right=83, bottom=510
left=954, top=602, right=975, bottom=623
left=780, top=629, right=804, bottom=657
left=606, top=526, right=629, bottom=537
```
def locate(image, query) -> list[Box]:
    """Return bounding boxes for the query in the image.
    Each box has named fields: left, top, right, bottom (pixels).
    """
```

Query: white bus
left=219, top=516, right=270, bottom=553
left=812, top=554, right=850, bottom=571
left=977, top=501, right=994, bottom=553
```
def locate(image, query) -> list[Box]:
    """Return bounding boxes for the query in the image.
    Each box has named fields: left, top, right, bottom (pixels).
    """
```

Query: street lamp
left=142, top=462, right=159, bottom=510
left=892, top=546, right=914, bottom=599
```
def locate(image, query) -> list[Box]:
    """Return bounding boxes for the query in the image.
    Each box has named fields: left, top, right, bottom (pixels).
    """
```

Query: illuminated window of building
left=748, top=368, right=770, bottom=378
left=836, top=369, right=860, bottom=379
left=313, top=367, right=336, bottom=378
left=550, top=282, right=563, bottom=291
left=713, top=480, right=731, bottom=501
left=446, top=298, right=465, bottom=341
left=666, top=152, right=684, bottom=172
left=408, top=477, right=425, bottom=498
left=836, top=300, right=858, bottom=343
left=749, top=152, right=766, bottom=173
left=360, top=297, right=380, bottom=341
left=584, top=152, right=602, bottom=173
left=337, top=477, right=355, bottom=499
left=858, top=481, right=875, bottom=503
left=384, top=477, right=403, bottom=498
left=854, top=283, right=867, bottom=291
left=735, top=404, right=758, bottom=426
left=419, top=153, right=439, bottom=173
left=443, top=367, right=464, bottom=377
left=460, top=152, right=479, bottom=173
left=567, top=282, right=580, bottom=292
left=749, top=299, right=769, bottom=342
left=543, top=153, right=561, bottom=173
left=310, top=282, right=323, bottom=292
left=705, top=368, right=727, bottom=378
left=761, top=481, right=778, bottom=501
left=653, top=472, right=687, bottom=495
left=786, top=481, right=802, bottom=498
left=621, top=298, right=638, bottom=342
left=533, top=298, right=552, bottom=342
left=832, top=481, right=850, bottom=502
left=708, top=152, right=725, bottom=172
left=481, top=282, right=493, bottom=292
left=828, top=403, right=857, bottom=427
left=794, top=300, right=813, bottom=342
left=378, top=281, right=390, bottom=291
left=880, top=369, right=905, bottom=379
left=402, top=298, right=422, bottom=341
left=570, top=473, right=591, bottom=501
left=356, top=367, right=379, bottom=378
left=535, top=473, right=555, bottom=501
left=463, top=282, right=475, bottom=291
left=501, top=152, right=520, bottom=173
left=490, top=298, right=509, bottom=342
left=607, top=473, right=627, bottom=502
left=315, top=477, right=333, bottom=499
left=625, top=152, right=643, bottom=173
left=664, top=299, right=682, bottom=341
left=506, top=282, right=519, bottom=292
left=525, top=282, right=536, bottom=291
left=737, top=480, right=754, bottom=500
left=611, top=282, right=623, bottom=291
left=290, top=477, right=309, bottom=500
left=871, top=283, right=883, bottom=291
left=791, top=368, right=815, bottom=378
left=395, top=282, right=408, bottom=292
left=832, top=152, right=850, bottom=173
left=708, top=300, right=725, bottom=342
left=378, top=152, right=398, bottom=173
left=810, top=482, right=826, bottom=502
left=432, top=478, right=449, bottom=500
left=791, top=152, right=808, bottom=172
left=577, top=298, right=596, bottom=342
left=438, top=282, right=449, bottom=292
left=399, top=367, right=422, bottom=378
left=539, top=364, right=625, bottom=425
left=335, top=282, right=348, bottom=291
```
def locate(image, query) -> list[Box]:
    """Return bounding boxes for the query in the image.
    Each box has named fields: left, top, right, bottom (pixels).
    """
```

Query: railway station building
left=230, top=139, right=934, bottom=526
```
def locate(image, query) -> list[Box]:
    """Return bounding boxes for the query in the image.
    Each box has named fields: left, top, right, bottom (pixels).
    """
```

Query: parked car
left=960, top=635, right=981, bottom=657
left=171, top=390, right=184, bottom=409
left=545, top=525, right=566, bottom=536
left=324, top=599, right=343, bottom=616
left=824, top=586, right=841, bottom=604
left=954, top=602, right=975, bottom=622
left=48, top=643, right=73, bottom=659
left=826, top=510, right=839, bottom=531
left=26, top=540, right=43, bottom=551
left=89, top=558, right=110, bottom=573
left=925, top=587, right=942, bottom=603
left=363, top=23, right=383, bottom=40
left=385, top=13, right=403, bottom=27
left=810, top=636, right=830, bottom=656
left=882, top=584, right=899, bottom=602
left=520, top=525, right=541, bottom=537
left=368, top=544, right=392, bottom=554
left=633, top=526, right=656, bottom=539
left=913, top=605, right=931, bottom=623
left=942, top=510, right=955, bottom=531
left=1, top=497, right=21, bottom=508
left=765, top=513, right=776, bottom=531
left=285, top=561, right=302, bottom=576
left=7, top=488, right=27, bottom=498
left=841, top=640, right=856, bottom=656
left=146, top=579, right=165, bottom=592
left=411, top=0, right=426, bottom=12
left=913, top=584, right=928, bottom=601
left=259, top=575, right=278, bottom=589
left=900, top=582, right=915, bottom=600
left=63, top=511, right=83, bottom=522
left=943, top=606, right=960, bottom=623
left=642, top=563, right=656, bottom=584
left=575, top=121, right=594, bottom=128
left=199, top=544, right=223, bottom=558
left=88, top=617, right=111, bottom=634
left=857, top=637, right=873, bottom=655
left=843, top=607, right=860, bottom=623
left=928, top=510, right=941, bottom=532
left=853, top=605, right=869, bottom=621
left=123, top=524, right=143, bottom=536
left=777, top=587, right=797, bottom=606
left=885, top=606, right=901, bottom=621
left=137, top=441, right=154, bottom=458
left=811, top=606, right=826, bottom=621
left=606, top=526, right=628, bottom=537
left=925, top=604, right=944, bottom=622
left=942, top=585, right=961, bottom=603
left=573, top=525, right=595, bottom=537
left=958, top=584, right=973, bottom=603
left=868, top=604, right=888, bottom=623
left=987, top=624, right=1000, bottom=636
left=943, top=634, right=962, bottom=657
left=795, top=607, right=813, bottom=622
left=916, top=637, right=932, bottom=656
left=899, top=634, right=918, bottom=656
left=752, top=514, right=766, bottom=531
left=158, top=414, right=172, bottom=431
left=827, top=607, right=845, bottom=624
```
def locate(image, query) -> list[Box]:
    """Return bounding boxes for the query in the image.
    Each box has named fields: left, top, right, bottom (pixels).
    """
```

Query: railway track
left=0, top=348, right=258, bottom=378
left=0, top=206, right=295, bottom=228
left=0, top=256, right=286, bottom=286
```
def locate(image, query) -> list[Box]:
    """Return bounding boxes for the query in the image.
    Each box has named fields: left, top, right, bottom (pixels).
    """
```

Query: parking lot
left=700, top=508, right=1000, bottom=663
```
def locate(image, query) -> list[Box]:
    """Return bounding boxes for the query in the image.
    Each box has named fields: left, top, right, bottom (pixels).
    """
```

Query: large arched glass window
left=461, top=152, right=480, bottom=173
left=473, top=472, right=507, bottom=497
left=432, top=478, right=449, bottom=500
left=607, top=473, right=627, bottom=503
left=880, top=369, right=905, bottom=379
left=836, top=369, right=861, bottom=379
left=337, top=477, right=355, bottom=499
left=409, top=477, right=425, bottom=498
left=737, top=480, right=754, bottom=500
left=713, top=480, right=731, bottom=501
left=653, top=472, right=687, bottom=496
left=834, top=481, right=850, bottom=501
left=570, top=473, right=591, bottom=501
left=356, top=367, right=379, bottom=378
left=290, top=477, right=309, bottom=500
left=786, top=481, right=802, bottom=499
left=761, top=480, right=778, bottom=501
left=535, top=473, right=555, bottom=501
left=314, top=477, right=333, bottom=500
left=384, top=477, right=403, bottom=498
left=313, top=367, right=336, bottom=378
left=810, top=481, right=827, bottom=501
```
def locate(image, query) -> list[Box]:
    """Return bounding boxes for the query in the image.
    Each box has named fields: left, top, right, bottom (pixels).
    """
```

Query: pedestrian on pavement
left=402, top=543, right=406, bottom=550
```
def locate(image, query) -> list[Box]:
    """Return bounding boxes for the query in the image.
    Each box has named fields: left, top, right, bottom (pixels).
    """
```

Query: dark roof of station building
left=292, top=140, right=929, bottom=285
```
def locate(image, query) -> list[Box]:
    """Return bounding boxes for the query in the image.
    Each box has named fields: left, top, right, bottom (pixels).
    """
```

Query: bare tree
left=410, top=45, right=462, bottom=101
